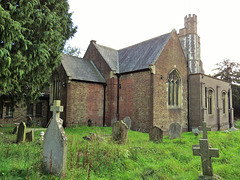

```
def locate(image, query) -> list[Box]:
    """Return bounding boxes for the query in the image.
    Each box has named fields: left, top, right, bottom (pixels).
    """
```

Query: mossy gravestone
left=123, top=116, right=131, bottom=129
left=43, top=100, right=67, bottom=177
left=112, top=120, right=128, bottom=144
left=16, top=122, right=26, bottom=143
left=26, top=130, right=34, bottom=142
left=149, top=126, right=163, bottom=143
left=169, top=122, right=182, bottom=139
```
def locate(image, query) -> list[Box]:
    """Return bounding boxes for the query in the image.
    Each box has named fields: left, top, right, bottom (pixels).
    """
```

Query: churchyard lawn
left=0, top=121, right=240, bottom=179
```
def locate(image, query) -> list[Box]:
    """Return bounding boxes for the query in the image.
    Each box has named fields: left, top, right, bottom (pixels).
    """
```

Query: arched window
left=222, top=91, right=227, bottom=114
left=208, top=89, right=214, bottom=114
left=168, top=70, right=181, bottom=107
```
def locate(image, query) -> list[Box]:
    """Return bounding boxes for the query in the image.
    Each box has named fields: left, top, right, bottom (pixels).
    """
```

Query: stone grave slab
left=149, top=126, right=163, bottom=143
left=169, top=122, right=182, bottom=139
left=26, top=130, right=34, bottom=142
left=43, top=100, right=67, bottom=177
left=16, top=122, right=26, bottom=143
left=123, top=116, right=131, bottom=129
left=111, top=118, right=117, bottom=127
left=112, top=120, right=128, bottom=144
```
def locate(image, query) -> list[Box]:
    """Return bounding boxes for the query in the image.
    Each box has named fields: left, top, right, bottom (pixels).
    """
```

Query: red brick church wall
left=66, top=81, right=104, bottom=126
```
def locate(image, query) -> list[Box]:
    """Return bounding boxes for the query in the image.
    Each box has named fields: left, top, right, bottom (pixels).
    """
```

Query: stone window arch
left=167, top=69, right=182, bottom=107
left=222, top=91, right=227, bottom=114
left=208, top=89, right=214, bottom=114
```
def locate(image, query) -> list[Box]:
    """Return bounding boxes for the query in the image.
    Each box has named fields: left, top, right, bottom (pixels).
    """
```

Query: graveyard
left=0, top=120, right=240, bottom=179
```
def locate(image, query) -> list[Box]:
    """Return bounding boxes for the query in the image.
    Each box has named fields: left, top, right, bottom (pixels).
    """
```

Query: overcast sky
left=66, top=0, right=240, bottom=75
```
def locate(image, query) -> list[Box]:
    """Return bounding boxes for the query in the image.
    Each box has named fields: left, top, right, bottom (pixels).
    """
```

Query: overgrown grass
left=0, top=123, right=240, bottom=179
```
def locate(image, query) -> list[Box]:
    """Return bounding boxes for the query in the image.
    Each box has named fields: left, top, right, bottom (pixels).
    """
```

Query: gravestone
left=26, top=130, right=34, bottom=142
left=123, top=116, right=131, bottom=129
left=13, top=126, right=18, bottom=134
left=111, top=118, right=117, bottom=126
left=112, top=120, right=128, bottom=144
left=192, top=139, right=219, bottom=178
left=16, top=122, right=26, bottom=143
left=198, top=121, right=211, bottom=139
left=168, top=122, right=182, bottom=139
left=149, top=126, right=163, bottom=143
left=43, top=100, right=67, bottom=177
left=26, top=116, right=33, bottom=127
left=87, top=119, right=93, bottom=127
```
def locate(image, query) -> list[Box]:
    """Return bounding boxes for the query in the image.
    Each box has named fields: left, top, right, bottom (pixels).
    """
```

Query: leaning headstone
left=16, top=122, right=26, bottom=143
left=192, top=139, right=220, bottom=179
left=26, top=130, right=34, bottom=142
left=149, top=126, right=163, bottom=143
left=112, top=120, right=128, bottom=144
left=43, top=100, right=67, bottom=177
left=168, top=122, right=182, bottom=139
left=111, top=118, right=117, bottom=126
left=123, top=116, right=131, bottom=129
left=13, top=126, right=18, bottom=134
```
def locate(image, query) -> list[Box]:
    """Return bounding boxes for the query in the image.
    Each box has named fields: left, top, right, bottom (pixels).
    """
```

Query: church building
left=51, top=14, right=233, bottom=132
left=0, top=15, right=234, bottom=132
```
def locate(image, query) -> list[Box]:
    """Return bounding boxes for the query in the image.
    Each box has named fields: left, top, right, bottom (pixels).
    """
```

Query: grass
left=0, top=122, right=240, bottom=180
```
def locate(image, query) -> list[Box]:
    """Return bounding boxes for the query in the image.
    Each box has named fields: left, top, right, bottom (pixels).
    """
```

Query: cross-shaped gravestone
left=43, top=100, right=67, bottom=177
left=192, top=139, right=219, bottom=177
left=198, top=121, right=211, bottom=139
left=50, top=100, right=63, bottom=120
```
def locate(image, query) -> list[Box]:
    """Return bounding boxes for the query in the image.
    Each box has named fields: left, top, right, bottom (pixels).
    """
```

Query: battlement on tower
left=184, top=14, right=197, bottom=23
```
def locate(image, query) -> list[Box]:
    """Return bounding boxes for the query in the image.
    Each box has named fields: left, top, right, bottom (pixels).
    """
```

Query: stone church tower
left=178, top=14, right=204, bottom=73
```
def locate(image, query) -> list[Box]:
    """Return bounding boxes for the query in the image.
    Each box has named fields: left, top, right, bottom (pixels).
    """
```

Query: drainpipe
left=187, top=54, right=190, bottom=131
left=116, top=74, right=121, bottom=120
left=103, top=84, right=106, bottom=126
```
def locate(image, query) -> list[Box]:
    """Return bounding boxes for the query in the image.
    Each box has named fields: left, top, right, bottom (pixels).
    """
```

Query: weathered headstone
left=111, top=118, right=117, bottom=126
left=123, top=116, right=131, bottom=129
left=198, top=121, right=211, bottom=139
left=87, top=119, right=93, bottom=127
left=192, top=139, right=219, bottom=178
left=26, top=116, right=33, bottom=127
left=13, top=126, right=18, bottom=134
left=149, top=126, right=163, bottom=143
left=168, top=122, right=182, bottom=139
left=16, top=122, right=26, bottom=143
left=26, top=130, right=34, bottom=142
left=112, top=120, right=128, bottom=144
left=43, top=100, right=67, bottom=177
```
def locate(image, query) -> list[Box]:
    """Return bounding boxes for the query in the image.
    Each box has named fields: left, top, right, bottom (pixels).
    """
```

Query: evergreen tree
left=0, top=0, right=77, bottom=104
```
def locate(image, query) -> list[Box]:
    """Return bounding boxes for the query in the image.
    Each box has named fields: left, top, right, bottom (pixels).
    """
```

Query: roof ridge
left=94, top=43, right=117, bottom=51
left=118, top=32, right=171, bottom=51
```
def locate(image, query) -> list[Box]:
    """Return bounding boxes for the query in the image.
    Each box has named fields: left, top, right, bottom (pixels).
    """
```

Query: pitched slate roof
left=91, top=32, right=171, bottom=74
left=61, top=54, right=105, bottom=83
left=118, top=33, right=171, bottom=73
left=93, top=43, right=118, bottom=71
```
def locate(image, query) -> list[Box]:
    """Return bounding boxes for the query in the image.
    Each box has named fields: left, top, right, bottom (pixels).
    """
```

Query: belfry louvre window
left=208, top=89, right=214, bottom=114
left=168, top=70, right=181, bottom=107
